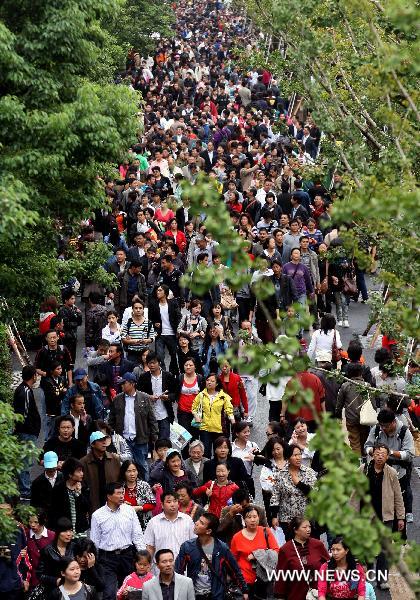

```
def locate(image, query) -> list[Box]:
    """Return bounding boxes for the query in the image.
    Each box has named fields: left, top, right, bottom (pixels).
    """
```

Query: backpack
left=126, top=317, right=152, bottom=339
left=374, top=424, right=411, bottom=470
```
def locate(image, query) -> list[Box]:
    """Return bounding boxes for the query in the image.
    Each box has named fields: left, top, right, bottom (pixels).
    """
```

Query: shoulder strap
left=374, top=424, right=380, bottom=439
left=126, top=318, right=133, bottom=334
left=398, top=425, right=408, bottom=443
left=291, top=263, right=300, bottom=278
left=196, top=539, right=219, bottom=578
left=59, top=586, right=71, bottom=600
left=264, top=527, right=270, bottom=549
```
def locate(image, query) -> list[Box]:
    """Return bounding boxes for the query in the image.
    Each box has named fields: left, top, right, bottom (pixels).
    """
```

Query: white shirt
left=144, top=512, right=196, bottom=559
left=307, top=329, right=342, bottom=363
left=232, top=440, right=260, bottom=475
left=159, top=302, right=173, bottom=336
left=123, top=394, right=137, bottom=439
left=101, top=324, right=122, bottom=344
left=122, top=306, right=149, bottom=328
left=90, top=503, right=146, bottom=551
left=30, top=527, right=49, bottom=539
left=45, top=472, right=58, bottom=487
left=151, top=373, right=168, bottom=421
left=70, top=413, right=81, bottom=439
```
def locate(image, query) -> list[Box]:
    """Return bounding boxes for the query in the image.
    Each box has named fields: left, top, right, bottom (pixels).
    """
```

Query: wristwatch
left=390, top=450, right=394, bottom=456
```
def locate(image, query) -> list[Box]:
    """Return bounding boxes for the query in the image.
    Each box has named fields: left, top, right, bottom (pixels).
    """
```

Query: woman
left=283, top=248, right=314, bottom=305
left=328, top=243, right=353, bottom=328
left=318, top=536, right=366, bottom=600
left=92, top=420, right=132, bottom=463
left=304, top=217, right=324, bottom=251
left=164, top=217, right=187, bottom=252
left=101, top=309, right=122, bottom=344
left=49, top=458, right=90, bottom=535
left=149, top=448, right=197, bottom=492
left=219, top=360, right=249, bottom=427
left=121, top=299, right=155, bottom=363
left=39, top=296, right=59, bottom=336
left=270, top=444, right=317, bottom=538
left=238, top=212, right=254, bottom=233
left=231, top=505, right=280, bottom=599
left=201, top=325, right=228, bottom=377
left=191, top=374, right=235, bottom=457
left=177, top=299, right=207, bottom=353
left=263, top=236, right=283, bottom=264
left=209, top=303, right=233, bottom=342
left=275, top=516, right=330, bottom=600
left=193, top=463, right=239, bottom=518
left=120, top=460, right=156, bottom=529
left=176, top=358, right=205, bottom=446
left=184, top=439, right=209, bottom=487
left=317, top=242, right=332, bottom=315
left=37, top=518, right=74, bottom=592
left=307, top=313, right=342, bottom=365
left=26, top=510, right=55, bottom=589
left=176, top=333, right=203, bottom=374
left=231, top=421, right=260, bottom=498
left=73, top=538, right=105, bottom=593
left=133, top=347, right=151, bottom=378
left=289, top=418, right=316, bottom=468
left=154, top=197, right=174, bottom=228
left=41, top=361, right=67, bottom=441
left=259, top=436, right=287, bottom=518
left=50, top=557, right=99, bottom=600
left=202, top=436, right=252, bottom=493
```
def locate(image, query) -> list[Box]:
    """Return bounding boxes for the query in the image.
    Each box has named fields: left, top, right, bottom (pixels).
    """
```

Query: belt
left=100, top=546, right=132, bottom=555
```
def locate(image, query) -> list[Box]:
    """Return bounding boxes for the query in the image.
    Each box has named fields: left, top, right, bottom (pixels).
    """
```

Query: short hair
left=377, top=408, right=396, bottom=424
left=62, top=288, right=76, bottom=302
left=97, top=339, right=110, bottom=349
left=57, top=415, right=75, bottom=428
left=155, top=438, right=172, bottom=451
left=161, top=254, right=173, bottom=263
left=196, top=252, right=208, bottom=263
left=30, top=508, right=48, bottom=526
left=105, top=481, right=124, bottom=497
left=146, top=351, right=159, bottom=364
left=174, top=482, right=194, bottom=497
left=374, top=348, right=392, bottom=365
left=201, top=512, right=220, bottom=535
left=70, top=393, right=84, bottom=406
left=22, top=365, right=37, bottom=381
left=115, top=247, right=127, bottom=254
left=107, top=309, right=118, bottom=318
left=346, top=362, right=364, bottom=378
left=89, top=291, right=103, bottom=304
left=129, top=260, right=142, bottom=269
left=373, top=442, right=390, bottom=453
left=284, top=443, right=301, bottom=459
left=74, top=538, right=98, bottom=559
left=155, top=548, right=174, bottom=563
left=213, top=436, right=232, bottom=454
left=161, top=491, right=177, bottom=503
left=231, top=489, right=250, bottom=504
left=290, top=515, right=310, bottom=534
left=109, top=343, right=123, bottom=355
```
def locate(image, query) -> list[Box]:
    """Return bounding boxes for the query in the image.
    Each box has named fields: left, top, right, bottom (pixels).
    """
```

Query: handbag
left=196, top=538, right=243, bottom=600
left=412, top=429, right=420, bottom=457
left=221, top=287, right=238, bottom=310
left=292, top=540, right=318, bottom=600
left=191, top=394, right=203, bottom=428
left=28, top=585, right=47, bottom=600
left=203, top=480, right=215, bottom=511
left=343, top=273, right=358, bottom=296
left=331, top=330, right=341, bottom=363
left=359, top=394, right=377, bottom=426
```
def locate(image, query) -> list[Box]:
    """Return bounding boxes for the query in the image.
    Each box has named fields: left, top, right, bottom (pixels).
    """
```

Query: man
left=290, top=194, right=309, bottom=223
left=148, top=285, right=181, bottom=375
left=266, top=259, right=298, bottom=320
left=99, top=343, right=135, bottom=391
left=200, top=141, right=217, bottom=173
left=86, top=339, right=110, bottom=380
left=176, top=513, right=248, bottom=600
left=57, top=289, right=83, bottom=361
left=235, top=321, right=261, bottom=425
left=68, top=394, right=91, bottom=447
left=42, top=415, right=85, bottom=466
left=107, top=248, right=129, bottom=276
left=144, top=491, right=195, bottom=565
left=174, top=482, right=205, bottom=523
left=85, top=292, right=108, bottom=349
left=282, top=219, right=302, bottom=263
left=0, top=502, right=31, bottom=599
left=90, top=482, right=146, bottom=600
left=127, top=232, right=147, bottom=263
left=35, top=329, right=73, bottom=386
left=61, top=368, right=104, bottom=419
left=218, top=489, right=267, bottom=545
left=302, top=126, right=318, bottom=159
left=351, top=443, right=404, bottom=590
left=365, top=408, right=414, bottom=527
left=115, top=260, right=147, bottom=317
left=137, top=352, right=178, bottom=441
left=13, top=365, right=41, bottom=500
left=292, top=179, right=311, bottom=211
left=143, top=549, right=195, bottom=600
left=159, top=254, right=183, bottom=299
left=108, top=372, right=158, bottom=480
left=80, top=431, right=121, bottom=512
left=335, top=363, right=375, bottom=456
left=30, top=451, right=63, bottom=512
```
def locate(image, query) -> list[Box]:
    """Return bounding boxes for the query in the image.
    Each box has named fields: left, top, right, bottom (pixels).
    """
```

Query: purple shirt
left=282, top=262, right=314, bottom=296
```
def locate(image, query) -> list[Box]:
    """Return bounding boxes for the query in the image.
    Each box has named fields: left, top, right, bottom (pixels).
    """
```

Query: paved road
left=23, top=279, right=418, bottom=599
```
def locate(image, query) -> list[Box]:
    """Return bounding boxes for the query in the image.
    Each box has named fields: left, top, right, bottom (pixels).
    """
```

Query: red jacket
left=219, top=372, right=248, bottom=413
left=164, top=229, right=187, bottom=253
left=193, top=480, right=239, bottom=517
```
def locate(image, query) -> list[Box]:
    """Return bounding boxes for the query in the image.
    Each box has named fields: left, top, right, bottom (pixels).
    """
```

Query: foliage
left=58, top=241, right=118, bottom=291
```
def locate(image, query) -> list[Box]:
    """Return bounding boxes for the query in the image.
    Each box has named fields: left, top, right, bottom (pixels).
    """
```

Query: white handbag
left=360, top=394, right=377, bottom=426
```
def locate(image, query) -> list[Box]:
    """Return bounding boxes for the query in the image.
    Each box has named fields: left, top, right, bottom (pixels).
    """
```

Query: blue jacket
left=61, top=381, right=105, bottom=419
left=175, top=537, right=247, bottom=600
left=0, top=526, right=28, bottom=593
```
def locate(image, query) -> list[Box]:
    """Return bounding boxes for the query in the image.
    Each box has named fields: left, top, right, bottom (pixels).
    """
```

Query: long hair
left=328, top=536, right=360, bottom=590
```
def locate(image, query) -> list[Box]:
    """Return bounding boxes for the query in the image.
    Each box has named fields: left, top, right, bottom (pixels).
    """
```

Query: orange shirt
left=231, top=526, right=280, bottom=584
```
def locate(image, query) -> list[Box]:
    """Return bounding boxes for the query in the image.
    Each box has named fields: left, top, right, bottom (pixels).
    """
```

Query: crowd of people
left=2, top=1, right=419, bottom=600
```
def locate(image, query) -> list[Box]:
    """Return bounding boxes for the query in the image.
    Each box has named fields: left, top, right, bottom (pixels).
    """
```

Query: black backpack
left=374, top=424, right=411, bottom=470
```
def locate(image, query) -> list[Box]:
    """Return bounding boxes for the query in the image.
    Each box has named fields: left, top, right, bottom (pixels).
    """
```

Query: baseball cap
left=90, top=431, right=108, bottom=445
left=44, top=451, right=58, bottom=469
left=120, top=373, right=137, bottom=383
left=74, top=368, right=87, bottom=381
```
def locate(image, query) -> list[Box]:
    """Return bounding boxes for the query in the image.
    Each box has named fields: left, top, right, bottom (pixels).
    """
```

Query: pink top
left=155, top=208, right=175, bottom=225
left=117, top=572, right=154, bottom=599
left=318, top=563, right=365, bottom=598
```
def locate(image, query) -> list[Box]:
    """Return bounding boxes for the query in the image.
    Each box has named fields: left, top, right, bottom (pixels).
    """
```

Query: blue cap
left=90, top=431, right=108, bottom=445
left=44, top=451, right=58, bottom=469
left=121, top=372, right=137, bottom=383
left=74, top=368, right=88, bottom=380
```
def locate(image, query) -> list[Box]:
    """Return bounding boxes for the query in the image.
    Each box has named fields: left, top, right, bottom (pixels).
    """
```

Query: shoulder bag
left=359, top=393, right=377, bottom=426
left=191, top=393, right=203, bottom=428
left=331, top=330, right=341, bottom=364
left=196, top=538, right=243, bottom=600
left=203, top=480, right=215, bottom=511
left=292, top=540, right=318, bottom=600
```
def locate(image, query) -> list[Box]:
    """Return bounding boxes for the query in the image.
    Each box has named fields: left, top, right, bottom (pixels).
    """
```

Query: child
left=193, top=463, right=239, bottom=517
left=117, top=550, right=153, bottom=600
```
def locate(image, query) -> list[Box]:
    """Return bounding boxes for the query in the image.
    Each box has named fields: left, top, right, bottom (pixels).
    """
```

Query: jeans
left=199, top=430, right=221, bottom=458
left=126, top=439, right=149, bottom=481
left=241, top=375, right=258, bottom=421
left=157, top=417, right=171, bottom=441
left=155, top=335, right=179, bottom=375
left=45, top=415, right=57, bottom=441
left=16, top=433, right=38, bottom=498
left=334, top=291, right=349, bottom=321
left=355, top=268, right=369, bottom=301
left=100, top=549, right=134, bottom=600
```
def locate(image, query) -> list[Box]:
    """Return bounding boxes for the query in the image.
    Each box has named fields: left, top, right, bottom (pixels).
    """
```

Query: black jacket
left=176, top=205, right=192, bottom=231
left=200, top=149, right=218, bottom=173
left=148, top=298, right=181, bottom=336
left=266, top=273, right=299, bottom=315
left=37, top=542, right=74, bottom=589
left=137, top=370, right=178, bottom=423
left=114, top=270, right=147, bottom=314
left=57, top=305, right=82, bottom=342
left=13, top=382, right=41, bottom=437
left=49, top=481, right=91, bottom=533
left=41, top=375, right=67, bottom=416
left=98, top=357, right=135, bottom=387
left=30, top=471, right=64, bottom=512
left=203, top=456, right=251, bottom=490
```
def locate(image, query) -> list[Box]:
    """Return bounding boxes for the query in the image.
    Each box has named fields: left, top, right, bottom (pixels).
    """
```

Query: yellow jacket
left=191, top=388, right=234, bottom=433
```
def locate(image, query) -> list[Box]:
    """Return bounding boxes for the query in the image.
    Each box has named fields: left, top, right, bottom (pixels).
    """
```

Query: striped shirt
left=90, top=503, right=146, bottom=551
left=143, top=511, right=196, bottom=559
left=121, top=318, right=156, bottom=352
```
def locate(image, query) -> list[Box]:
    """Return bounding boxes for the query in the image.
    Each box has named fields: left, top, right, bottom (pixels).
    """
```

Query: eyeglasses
left=266, top=431, right=273, bottom=436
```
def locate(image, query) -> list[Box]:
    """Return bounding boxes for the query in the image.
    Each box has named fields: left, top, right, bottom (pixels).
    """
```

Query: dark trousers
left=237, top=297, right=253, bottom=324
left=0, top=590, right=24, bottom=600
left=269, top=400, right=282, bottom=422
left=155, top=335, right=179, bottom=375
left=199, top=430, right=222, bottom=458
left=356, top=268, right=369, bottom=301
left=100, top=548, right=134, bottom=600
left=375, top=520, right=395, bottom=583
left=178, top=410, right=199, bottom=458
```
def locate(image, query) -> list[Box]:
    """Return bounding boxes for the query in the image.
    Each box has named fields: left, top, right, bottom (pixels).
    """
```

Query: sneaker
left=378, top=582, right=390, bottom=590
left=343, top=320, right=349, bottom=328
left=406, top=512, right=414, bottom=523
left=337, top=320, right=343, bottom=327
